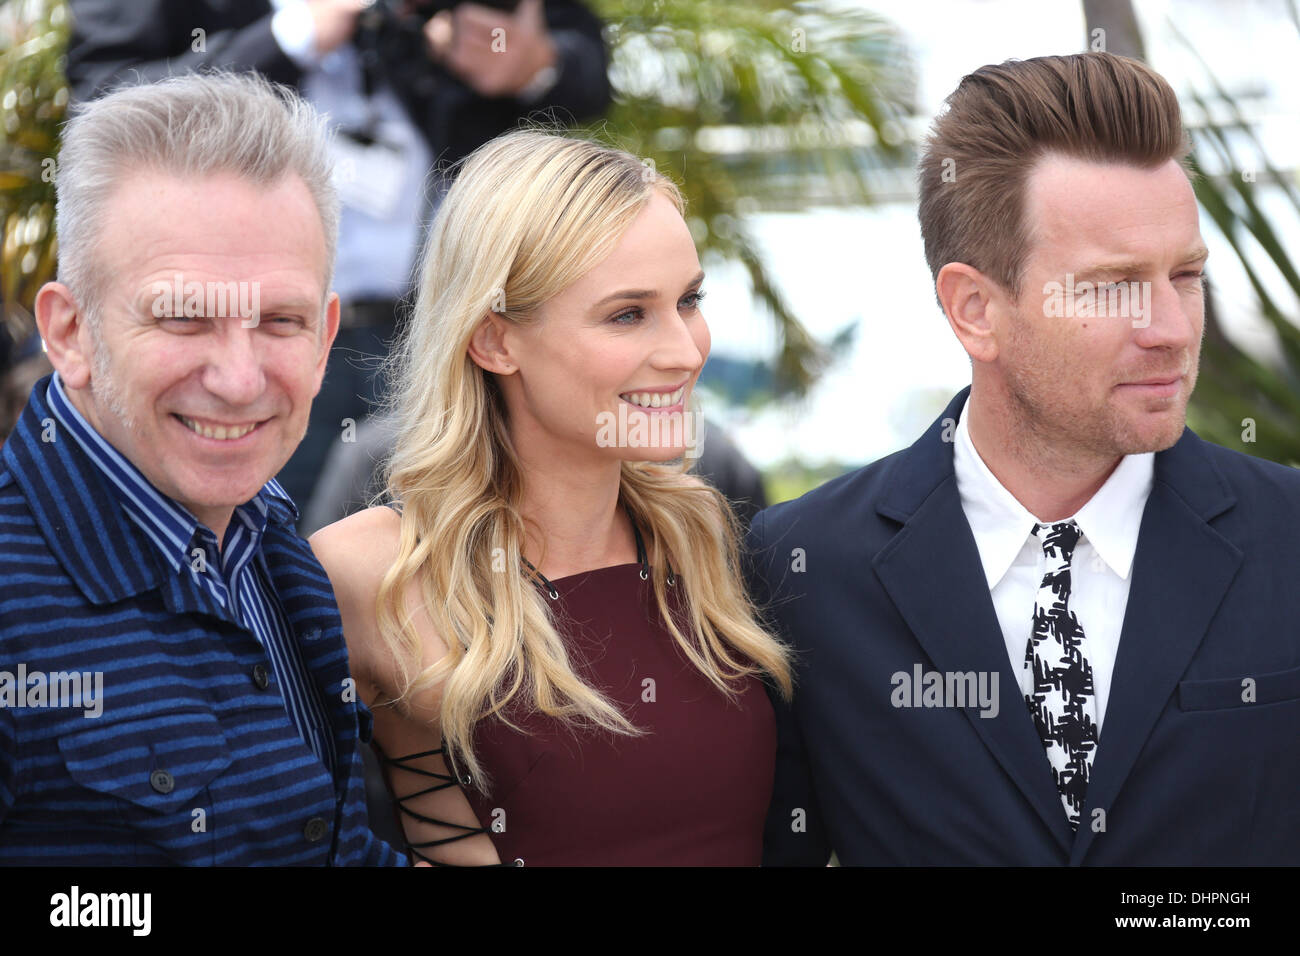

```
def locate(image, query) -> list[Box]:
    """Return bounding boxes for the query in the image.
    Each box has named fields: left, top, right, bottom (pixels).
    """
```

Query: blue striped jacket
left=0, top=376, right=405, bottom=865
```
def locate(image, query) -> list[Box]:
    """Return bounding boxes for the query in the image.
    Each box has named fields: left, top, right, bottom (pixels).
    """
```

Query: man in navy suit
left=750, top=51, right=1300, bottom=865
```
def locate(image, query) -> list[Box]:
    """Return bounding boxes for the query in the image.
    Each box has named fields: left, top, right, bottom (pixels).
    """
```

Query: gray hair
left=55, top=70, right=339, bottom=322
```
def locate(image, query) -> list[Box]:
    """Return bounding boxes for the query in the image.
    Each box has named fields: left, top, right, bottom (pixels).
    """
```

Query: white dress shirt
left=271, top=0, right=434, bottom=301
left=951, top=395, right=1155, bottom=735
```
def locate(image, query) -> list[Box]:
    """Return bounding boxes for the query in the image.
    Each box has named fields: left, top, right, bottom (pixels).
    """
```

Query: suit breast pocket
left=57, top=709, right=232, bottom=864
left=1178, top=664, right=1300, bottom=711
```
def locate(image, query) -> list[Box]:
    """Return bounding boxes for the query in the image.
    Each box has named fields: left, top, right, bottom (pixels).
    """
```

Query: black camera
left=354, top=0, right=523, bottom=93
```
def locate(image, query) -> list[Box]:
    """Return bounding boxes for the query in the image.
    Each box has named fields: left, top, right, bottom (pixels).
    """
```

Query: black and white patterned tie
left=1025, top=520, right=1097, bottom=830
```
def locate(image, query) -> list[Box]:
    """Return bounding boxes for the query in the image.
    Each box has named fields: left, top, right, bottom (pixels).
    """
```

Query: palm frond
left=590, top=0, right=914, bottom=396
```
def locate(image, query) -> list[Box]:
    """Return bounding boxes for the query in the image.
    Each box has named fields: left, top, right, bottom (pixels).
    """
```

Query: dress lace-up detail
left=373, top=743, right=518, bottom=866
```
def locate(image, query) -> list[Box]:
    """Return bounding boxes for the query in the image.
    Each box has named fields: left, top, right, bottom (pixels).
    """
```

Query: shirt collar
left=953, top=393, right=1153, bottom=588
left=46, top=372, right=299, bottom=574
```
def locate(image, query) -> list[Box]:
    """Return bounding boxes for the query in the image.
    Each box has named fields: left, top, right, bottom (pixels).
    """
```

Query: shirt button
left=150, top=770, right=174, bottom=794
left=303, top=817, right=330, bottom=843
left=252, top=663, right=270, bottom=690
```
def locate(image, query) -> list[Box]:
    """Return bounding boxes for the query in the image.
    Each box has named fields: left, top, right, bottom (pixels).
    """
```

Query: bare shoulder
left=310, top=505, right=403, bottom=583
left=309, top=506, right=428, bottom=708
left=309, top=507, right=404, bottom=628
left=309, top=507, right=400, bottom=691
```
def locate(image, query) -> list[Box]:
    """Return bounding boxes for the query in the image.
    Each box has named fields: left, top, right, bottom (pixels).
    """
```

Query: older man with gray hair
left=0, top=71, right=405, bottom=864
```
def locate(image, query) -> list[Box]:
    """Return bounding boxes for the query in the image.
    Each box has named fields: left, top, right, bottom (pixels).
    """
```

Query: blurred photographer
left=65, top=0, right=611, bottom=509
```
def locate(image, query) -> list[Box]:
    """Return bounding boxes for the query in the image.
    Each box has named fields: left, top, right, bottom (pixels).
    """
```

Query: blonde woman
left=311, top=129, right=792, bottom=866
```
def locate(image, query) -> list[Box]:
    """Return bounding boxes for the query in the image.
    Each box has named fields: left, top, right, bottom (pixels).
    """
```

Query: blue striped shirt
left=46, top=373, right=335, bottom=772
left=0, top=374, right=404, bottom=865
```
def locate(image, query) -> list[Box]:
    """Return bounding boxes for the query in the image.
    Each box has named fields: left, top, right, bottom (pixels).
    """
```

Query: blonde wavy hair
left=377, top=128, right=792, bottom=787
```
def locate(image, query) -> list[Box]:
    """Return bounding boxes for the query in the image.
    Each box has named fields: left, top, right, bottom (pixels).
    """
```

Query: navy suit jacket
left=750, top=387, right=1300, bottom=865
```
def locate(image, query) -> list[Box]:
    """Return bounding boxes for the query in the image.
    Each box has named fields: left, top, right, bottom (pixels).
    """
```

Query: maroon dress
left=457, top=560, right=776, bottom=865
left=381, top=523, right=778, bottom=867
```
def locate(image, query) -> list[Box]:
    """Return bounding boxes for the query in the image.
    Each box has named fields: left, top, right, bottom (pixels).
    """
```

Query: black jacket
left=65, top=0, right=611, bottom=167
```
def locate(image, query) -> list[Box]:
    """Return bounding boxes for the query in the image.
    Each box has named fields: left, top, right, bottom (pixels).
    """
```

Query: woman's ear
left=467, top=312, right=517, bottom=374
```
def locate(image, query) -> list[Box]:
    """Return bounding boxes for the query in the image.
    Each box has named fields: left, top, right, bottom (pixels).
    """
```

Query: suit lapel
left=873, top=483, right=1078, bottom=852
left=868, top=388, right=1244, bottom=861
left=871, top=388, right=1074, bottom=852
left=1070, top=429, right=1240, bottom=863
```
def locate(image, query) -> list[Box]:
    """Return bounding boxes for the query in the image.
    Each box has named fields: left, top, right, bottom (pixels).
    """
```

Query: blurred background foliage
left=590, top=0, right=915, bottom=400
left=0, top=0, right=64, bottom=437
left=0, top=0, right=66, bottom=341
left=1181, top=52, right=1300, bottom=465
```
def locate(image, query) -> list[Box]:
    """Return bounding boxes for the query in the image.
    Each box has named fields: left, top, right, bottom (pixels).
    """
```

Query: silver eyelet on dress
left=513, top=857, right=525, bottom=867
left=639, top=568, right=649, bottom=581
left=460, top=774, right=472, bottom=786
left=546, top=587, right=559, bottom=600
left=667, top=572, right=676, bottom=587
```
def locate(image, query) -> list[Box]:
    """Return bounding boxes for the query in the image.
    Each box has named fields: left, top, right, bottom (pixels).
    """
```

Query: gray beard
left=88, top=325, right=136, bottom=434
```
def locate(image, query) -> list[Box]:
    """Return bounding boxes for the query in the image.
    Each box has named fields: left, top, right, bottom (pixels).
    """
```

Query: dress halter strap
left=520, top=503, right=675, bottom=600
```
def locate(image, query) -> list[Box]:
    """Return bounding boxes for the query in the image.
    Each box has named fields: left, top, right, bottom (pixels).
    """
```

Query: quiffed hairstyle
left=377, top=129, right=792, bottom=788
left=54, top=70, right=339, bottom=322
left=917, top=51, right=1190, bottom=300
